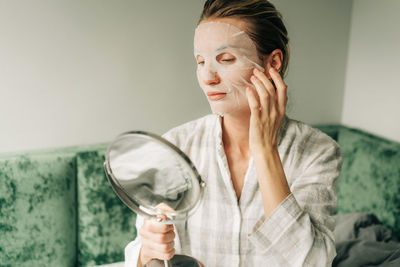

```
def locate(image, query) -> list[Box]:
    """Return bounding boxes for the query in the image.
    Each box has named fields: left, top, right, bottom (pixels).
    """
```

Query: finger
left=142, top=239, right=175, bottom=254
left=155, top=202, right=175, bottom=222
left=250, top=75, right=271, bottom=112
left=143, top=219, right=174, bottom=234
left=246, top=87, right=261, bottom=118
left=253, top=68, right=276, bottom=99
left=155, top=202, right=175, bottom=213
left=139, top=227, right=176, bottom=243
left=269, top=68, right=288, bottom=113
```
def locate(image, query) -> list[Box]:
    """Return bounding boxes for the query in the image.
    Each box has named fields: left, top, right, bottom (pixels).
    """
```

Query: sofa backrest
left=0, top=150, right=78, bottom=266
left=76, top=150, right=136, bottom=266
left=316, top=125, right=400, bottom=237
left=336, top=127, right=400, bottom=237
left=0, top=144, right=136, bottom=267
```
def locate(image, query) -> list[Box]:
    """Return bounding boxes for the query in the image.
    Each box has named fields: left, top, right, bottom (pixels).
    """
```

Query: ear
left=263, top=49, right=283, bottom=79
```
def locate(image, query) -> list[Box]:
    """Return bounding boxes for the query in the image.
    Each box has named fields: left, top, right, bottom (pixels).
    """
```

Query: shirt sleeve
left=124, top=214, right=144, bottom=267
left=248, top=135, right=342, bottom=267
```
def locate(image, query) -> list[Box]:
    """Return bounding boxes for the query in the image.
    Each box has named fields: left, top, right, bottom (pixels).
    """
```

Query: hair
left=199, top=0, right=290, bottom=77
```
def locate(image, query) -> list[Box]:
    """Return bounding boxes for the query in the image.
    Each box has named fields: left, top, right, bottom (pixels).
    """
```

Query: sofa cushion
left=0, top=153, right=77, bottom=267
left=336, top=127, right=400, bottom=236
left=77, top=150, right=137, bottom=266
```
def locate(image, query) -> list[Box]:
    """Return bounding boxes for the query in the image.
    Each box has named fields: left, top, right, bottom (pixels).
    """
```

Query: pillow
left=336, top=127, right=400, bottom=236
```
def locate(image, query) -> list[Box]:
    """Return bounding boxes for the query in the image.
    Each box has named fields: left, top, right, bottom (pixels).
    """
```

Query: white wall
left=341, top=0, right=400, bottom=142
left=0, top=0, right=353, bottom=153
left=0, top=0, right=207, bottom=153
left=273, top=0, right=352, bottom=125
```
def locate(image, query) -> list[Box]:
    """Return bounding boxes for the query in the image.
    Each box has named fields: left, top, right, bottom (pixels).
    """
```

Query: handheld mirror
left=104, top=131, right=206, bottom=266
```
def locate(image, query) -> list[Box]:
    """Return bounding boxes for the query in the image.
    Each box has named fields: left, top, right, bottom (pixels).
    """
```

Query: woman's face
left=194, top=18, right=264, bottom=116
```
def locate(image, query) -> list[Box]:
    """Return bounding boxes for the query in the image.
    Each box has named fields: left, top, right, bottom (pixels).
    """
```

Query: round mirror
left=104, top=131, right=206, bottom=223
left=104, top=131, right=206, bottom=266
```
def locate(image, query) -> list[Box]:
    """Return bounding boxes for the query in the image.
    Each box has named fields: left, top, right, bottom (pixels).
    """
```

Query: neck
left=221, top=112, right=251, bottom=157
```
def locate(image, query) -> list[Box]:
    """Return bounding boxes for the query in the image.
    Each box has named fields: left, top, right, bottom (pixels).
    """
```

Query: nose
left=203, top=70, right=221, bottom=86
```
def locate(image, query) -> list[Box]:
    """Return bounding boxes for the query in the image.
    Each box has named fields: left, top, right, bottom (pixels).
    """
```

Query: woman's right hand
left=138, top=203, right=176, bottom=266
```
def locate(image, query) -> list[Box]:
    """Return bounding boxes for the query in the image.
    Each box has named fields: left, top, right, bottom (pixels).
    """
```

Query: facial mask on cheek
left=194, top=22, right=265, bottom=116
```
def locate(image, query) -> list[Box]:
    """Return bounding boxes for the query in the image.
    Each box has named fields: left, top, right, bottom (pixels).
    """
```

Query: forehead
left=194, top=21, right=256, bottom=54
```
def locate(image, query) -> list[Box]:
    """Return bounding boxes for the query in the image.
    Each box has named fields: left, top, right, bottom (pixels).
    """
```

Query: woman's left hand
left=246, top=67, right=288, bottom=154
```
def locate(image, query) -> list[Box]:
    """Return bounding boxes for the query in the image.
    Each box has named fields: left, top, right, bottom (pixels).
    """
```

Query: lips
left=206, top=91, right=227, bottom=101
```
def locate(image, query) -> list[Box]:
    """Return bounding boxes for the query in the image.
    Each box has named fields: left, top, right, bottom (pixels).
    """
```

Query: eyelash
left=197, top=58, right=235, bottom=65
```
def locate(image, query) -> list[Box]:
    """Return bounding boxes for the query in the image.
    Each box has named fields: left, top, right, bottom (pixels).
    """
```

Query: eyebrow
left=194, top=45, right=241, bottom=55
left=216, top=45, right=229, bottom=52
left=216, top=45, right=240, bottom=52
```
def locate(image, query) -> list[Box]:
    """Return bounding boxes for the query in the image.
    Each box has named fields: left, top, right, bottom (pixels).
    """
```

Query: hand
left=138, top=203, right=176, bottom=266
left=246, top=67, right=288, bottom=154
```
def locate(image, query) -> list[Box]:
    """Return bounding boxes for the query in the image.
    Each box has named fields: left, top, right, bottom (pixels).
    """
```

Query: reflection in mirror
left=105, top=131, right=205, bottom=222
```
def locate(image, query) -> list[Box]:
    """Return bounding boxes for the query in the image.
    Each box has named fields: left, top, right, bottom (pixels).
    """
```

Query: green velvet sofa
left=0, top=144, right=136, bottom=267
left=1, top=125, right=399, bottom=266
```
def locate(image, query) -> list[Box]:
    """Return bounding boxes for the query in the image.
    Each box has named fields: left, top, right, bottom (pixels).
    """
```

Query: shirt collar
left=214, top=114, right=289, bottom=147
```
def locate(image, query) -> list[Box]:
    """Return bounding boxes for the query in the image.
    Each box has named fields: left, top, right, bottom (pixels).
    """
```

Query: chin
left=210, top=105, right=250, bottom=117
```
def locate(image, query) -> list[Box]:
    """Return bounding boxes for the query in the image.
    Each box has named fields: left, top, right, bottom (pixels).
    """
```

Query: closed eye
left=217, top=53, right=236, bottom=64
left=196, top=55, right=205, bottom=66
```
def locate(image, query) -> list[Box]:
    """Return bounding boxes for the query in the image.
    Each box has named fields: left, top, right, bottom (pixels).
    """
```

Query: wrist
left=252, top=143, right=278, bottom=159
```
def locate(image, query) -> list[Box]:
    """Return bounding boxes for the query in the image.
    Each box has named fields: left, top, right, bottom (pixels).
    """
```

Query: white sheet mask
left=194, top=21, right=265, bottom=116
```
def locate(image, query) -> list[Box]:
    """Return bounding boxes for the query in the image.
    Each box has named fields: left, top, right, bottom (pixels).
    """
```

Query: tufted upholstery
left=336, top=127, right=400, bottom=236
left=315, top=125, right=400, bottom=237
left=76, top=150, right=136, bottom=266
left=0, top=152, right=77, bottom=266
left=0, top=145, right=136, bottom=267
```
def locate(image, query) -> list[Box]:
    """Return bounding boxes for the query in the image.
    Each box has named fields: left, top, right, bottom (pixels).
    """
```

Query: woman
left=126, top=0, right=342, bottom=266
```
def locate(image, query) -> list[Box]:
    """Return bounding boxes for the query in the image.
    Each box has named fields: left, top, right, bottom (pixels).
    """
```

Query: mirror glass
left=104, top=131, right=205, bottom=223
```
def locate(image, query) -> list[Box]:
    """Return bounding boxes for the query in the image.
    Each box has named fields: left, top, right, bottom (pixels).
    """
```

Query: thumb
left=155, top=202, right=175, bottom=212
left=155, top=202, right=175, bottom=221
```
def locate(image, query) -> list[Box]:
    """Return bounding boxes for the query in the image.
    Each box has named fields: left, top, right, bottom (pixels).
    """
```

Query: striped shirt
left=125, top=114, right=342, bottom=267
